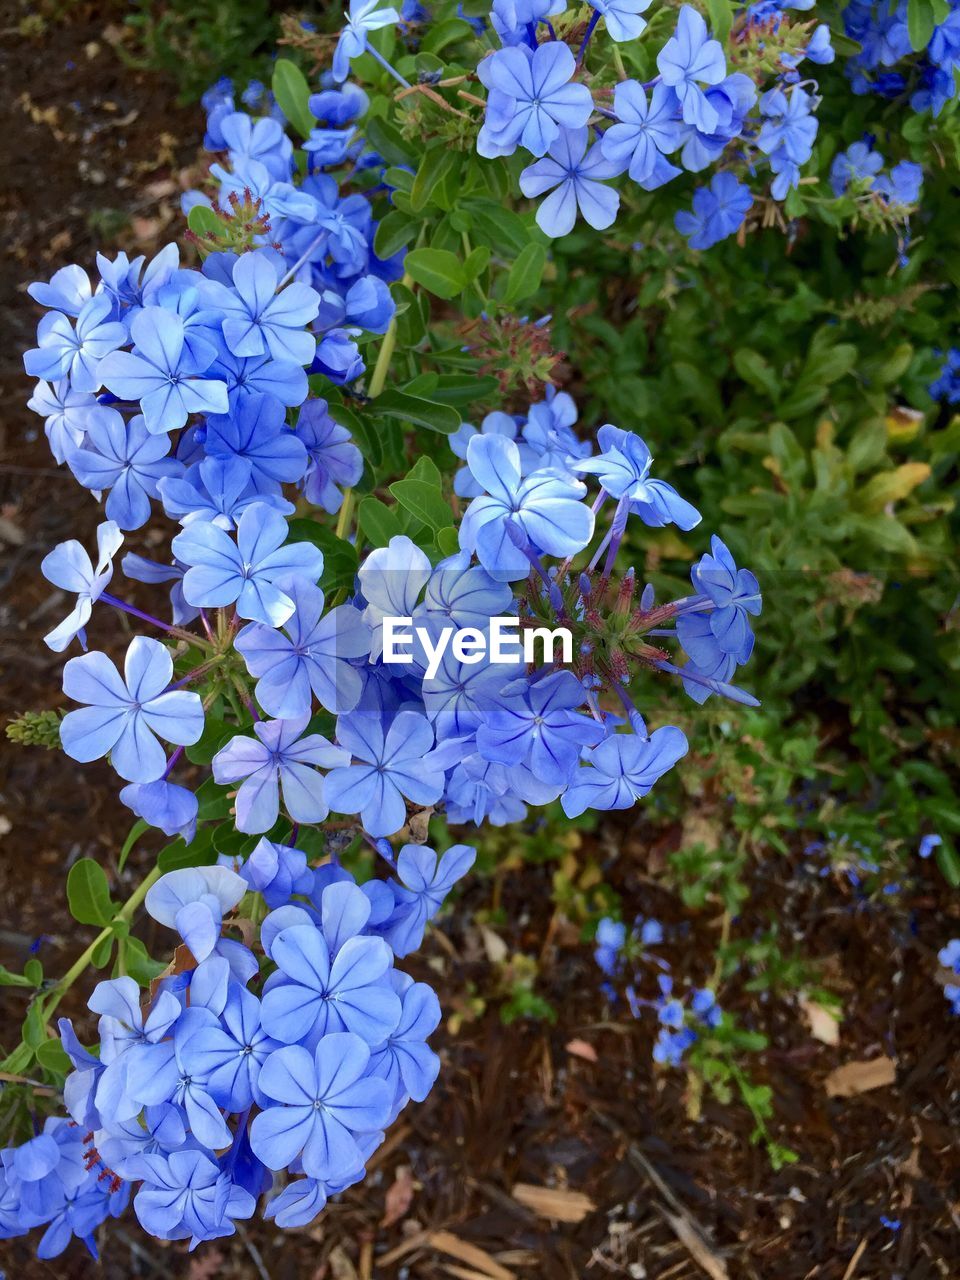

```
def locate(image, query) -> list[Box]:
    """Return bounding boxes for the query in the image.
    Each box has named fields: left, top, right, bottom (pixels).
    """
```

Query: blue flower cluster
left=17, top=15, right=765, bottom=1253
left=0, top=846, right=472, bottom=1254
left=843, top=0, right=960, bottom=115
left=473, top=0, right=834, bottom=244
left=593, top=915, right=722, bottom=1064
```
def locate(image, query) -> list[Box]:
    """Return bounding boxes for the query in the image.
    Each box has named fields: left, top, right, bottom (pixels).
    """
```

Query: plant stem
left=40, top=864, right=164, bottom=1025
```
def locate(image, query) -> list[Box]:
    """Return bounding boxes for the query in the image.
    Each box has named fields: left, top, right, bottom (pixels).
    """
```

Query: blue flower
left=233, top=838, right=314, bottom=907
left=919, top=834, right=942, bottom=859
left=199, top=250, right=320, bottom=364
left=212, top=713, right=349, bottom=833
left=601, top=82, right=683, bottom=185
left=588, top=0, right=652, bottom=42
left=124, top=1007, right=234, bottom=1151
left=120, top=779, right=199, bottom=843
left=27, top=263, right=94, bottom=316
left=26, top=378, right=97, bottom=464
left=874, top=159, right=923, bottom=205
left=204, top=393, right=309, bottom=490
left=67, top=408, right=179, bottom=530
left=691, top=536, right=762, bottom=663
left=594, top=918, right=627, bottom=975
left=575, top=425, right=701, bottom=529
left=333, top=0, right=401, bottom=83
left=459, top=435, right=594, bottom=581
left=562, top=726, right=689, bottom=817
left=250, top=1034, right=393, bottom=1182
left=295, top=400, right=363, bottom=513
left=132, top=1149, right=255, bottom=1245
left=98, top=306, right=228, bottom=433
left=830, top=140, right=884, bottom=195
left=477, top=670, right=604, bottom=792
left=177, top=986, right=280, bottom=1111
left=324, top=710, right=445, bottom=836
left=477, top=42, right=593, bottom=159
left=519, top=127, right=620, bottom=237
left=260, top=917, right=400, bottom=1044
left=219, top=112, right=293, bottom=182
left=657, top=6, right=727, bottom=133
left=757, top=86, right=819, bottom=166
left=206, top=344, right=309, bottom=415
left=60, top=636, right=204, bottom=783
left=159, top=455, right=293, bottom=529
left=236, top=579, right=371, bottom=718
left=40, top=520, right=123, bottom=651
left=145, top=866, right=248, bottom=964
left=381, top=843, right=477, bottom=956
left=368, top=973, right=441, bottom=1115
left=172, top=501, right=324, bottom=627
left=24, top=295, right=126, bottom=393
left=675, top=173, right=752, bottom=250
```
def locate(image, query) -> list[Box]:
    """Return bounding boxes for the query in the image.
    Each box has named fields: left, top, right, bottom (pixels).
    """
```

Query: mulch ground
left=1, top=4, right=958, bottom=1277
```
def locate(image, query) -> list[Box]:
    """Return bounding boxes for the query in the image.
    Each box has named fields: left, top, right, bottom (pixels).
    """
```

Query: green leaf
left=0, top=966, right=35, bottom=988
left=403, top=248, right=466, bottom=300
left=66, top=859, right=114, bottom=927
left=328, top=399, right=383, bottom=467
left=411, top=146, right=460, bottom=213
left=907, top=0, right=936, bottom=50
left=358, top=497, right=405, bottom=548
left=158, top=826, right=217, bottom=872
left=402, top=372, right=500, bottom=407
left=120, top=936, right=168, bottom=986
left=704, top=0, right=734, bottom=43
left=505, top=243, right=547, bottom=304
left=24, top=958, right=42, bottom=987
left=186, top=715, right=234, bottom=766
left=374, top=210, right=418, bottom=259
left=271, top=58, right=315, bottom=139
left=733, top=349, right=780, bottom=401
left=187, top=204, right=221, bottom=237
left=364, top=116, right=416, bottom=166
left=936, top=839, right=960, bottom=888
left=0, top=1042, right=35, bottom=1074
left=286, top=520, right=360, bottom=594
left=35, top=1038, right=71, bottom=1076
left=389, top=479, right=455, bottom=532
left=437, top=527, right=460, bottom=557
left=463, top=245, right=491, bottom=284
left=119, top=818, right=150, bottom=873
left=375, top=389, right=461, bottom=434
left=420, top=16, right=473, bottom=51
left=462, top=199, right=530, bottom=256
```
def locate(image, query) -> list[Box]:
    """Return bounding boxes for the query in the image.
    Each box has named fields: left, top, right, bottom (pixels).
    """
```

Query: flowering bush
left=5, top=0, right=959, bottom=1259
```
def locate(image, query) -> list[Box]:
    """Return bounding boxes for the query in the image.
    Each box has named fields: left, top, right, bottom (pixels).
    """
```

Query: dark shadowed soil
left=1, top=4, right=958, bottom=1277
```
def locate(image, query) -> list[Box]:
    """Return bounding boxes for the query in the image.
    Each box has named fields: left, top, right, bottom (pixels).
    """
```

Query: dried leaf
left=824, top=1056, right=896, bottom=1098
left=511, top=1182, right=596, bottom=1223
left=565, top=1037, right=598, bottom=1063
left=380, top=1164, right=415, bottom=1228
left=327, top=1245, right=359, bottom=1280
left=479, top=925, right=508, bottom=965
left=800, top=995, right=840, bottom=1046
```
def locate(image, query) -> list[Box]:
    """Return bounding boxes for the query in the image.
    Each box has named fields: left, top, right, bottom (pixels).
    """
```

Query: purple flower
left=67, top=409, right=180, bottom=531
left=199, top=249, right=320, bottom=364
left=132, top=1149, right=255, bottom=1245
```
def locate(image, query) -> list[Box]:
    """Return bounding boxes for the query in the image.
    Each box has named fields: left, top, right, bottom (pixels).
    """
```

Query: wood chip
left=511, top=1182, right=596, bottom=1223
left=800, top=995, right=840, bottom=1046
left=565, top=1037, right=598, bottom=1062
left=824, top=1056, right=896, bottom=1098
left=427, top=1230, right=515, bottom=1280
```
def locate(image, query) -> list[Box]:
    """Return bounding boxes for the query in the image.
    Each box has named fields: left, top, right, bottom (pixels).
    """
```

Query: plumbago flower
left=9, top=27, right=766, bottom=1262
